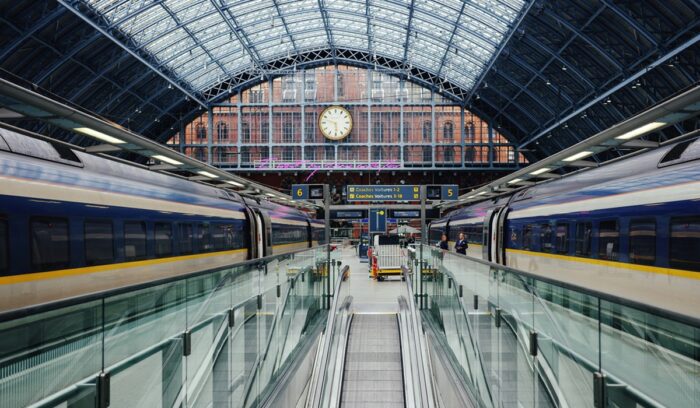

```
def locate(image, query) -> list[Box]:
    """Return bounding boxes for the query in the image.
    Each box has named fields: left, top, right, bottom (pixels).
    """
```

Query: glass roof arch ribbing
left=78, top=0, right=528, bottom=98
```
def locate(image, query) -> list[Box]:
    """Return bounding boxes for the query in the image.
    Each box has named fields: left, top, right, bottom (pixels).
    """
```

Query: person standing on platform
left=438, top=233, right=449, bottom=250
left=455, top=232, right=468, bottom=255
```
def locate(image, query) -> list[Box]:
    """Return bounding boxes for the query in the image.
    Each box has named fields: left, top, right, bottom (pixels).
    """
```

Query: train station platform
left=0, top=244, right=698, bottom=408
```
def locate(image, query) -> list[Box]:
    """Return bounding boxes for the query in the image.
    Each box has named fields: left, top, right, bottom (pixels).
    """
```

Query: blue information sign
left=347, top=185, right=420, bottom=202
left=291, top=184, right=309, bottom=200
left=369, top=209, right=387, bottom=233
left=441, top=185, right=459, bottom=201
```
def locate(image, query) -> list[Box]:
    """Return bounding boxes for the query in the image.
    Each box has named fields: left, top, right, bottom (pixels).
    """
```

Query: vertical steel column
left=324, top=184, right=331, bottom=309
left=431, top=96, right=436, bottom=167
left=207, top=106, right=214, bottom=164
left=367, top=69, right=372, bottom=164
left=488, top=122, right=494, bottom=168
left=179, top=117, right=185, bottom=154
left=268, top=78, right=273, bottom=162
left=399, top=80, right=405, bottom=166
left=460, top=107, right=465, bottom=168
left=420, top=185, right=426, bottom=309
left=237, top=90, right=242, bottom=167
left=301, top=69, right=306, bottom=165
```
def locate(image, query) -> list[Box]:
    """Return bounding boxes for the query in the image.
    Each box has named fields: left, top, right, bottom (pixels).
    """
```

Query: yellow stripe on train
left=0, top=241, right=318, bottom=285
left=505, top=248, right=699, bottom=280
left=0, top=249, right=248, bottom=285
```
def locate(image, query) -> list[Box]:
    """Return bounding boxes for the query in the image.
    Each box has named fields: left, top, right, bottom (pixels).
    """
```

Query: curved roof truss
left=62, top=0, right=529, bottom=101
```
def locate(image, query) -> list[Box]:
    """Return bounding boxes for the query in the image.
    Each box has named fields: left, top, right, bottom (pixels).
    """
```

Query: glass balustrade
left=415, top=244, right=700, bottom=408
left=0, top=245, right=331, bottom=408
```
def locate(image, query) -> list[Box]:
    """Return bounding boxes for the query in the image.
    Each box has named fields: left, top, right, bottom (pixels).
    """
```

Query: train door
left=306, top=220, right=313, bottom=248
left=495, top=207, right=509, bottom=265
left=483, top=206, right=508, bottom=264
left=243, top=207, right=258, bottom=259
left=252, top=209, right=273, bottom=257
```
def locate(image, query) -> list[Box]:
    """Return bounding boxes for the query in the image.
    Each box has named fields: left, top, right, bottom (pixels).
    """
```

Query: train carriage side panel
left=502, top=137, right=700, bottom=317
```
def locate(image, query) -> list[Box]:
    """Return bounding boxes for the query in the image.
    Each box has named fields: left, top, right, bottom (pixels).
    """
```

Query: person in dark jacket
left=455, top=232, right=468, bottom=255
left=438, top=233, right=449, bottom=250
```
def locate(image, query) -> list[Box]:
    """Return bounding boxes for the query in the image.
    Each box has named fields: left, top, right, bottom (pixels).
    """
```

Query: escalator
left=339, top=314, right=405, bottom=407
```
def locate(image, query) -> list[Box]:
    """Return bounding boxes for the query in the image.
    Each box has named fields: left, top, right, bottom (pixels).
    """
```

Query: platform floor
left=337, top=245, right=408, bottom=314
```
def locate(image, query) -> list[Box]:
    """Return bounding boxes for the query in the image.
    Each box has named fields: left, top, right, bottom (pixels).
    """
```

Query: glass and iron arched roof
left=72, top=0, right=527, bottom=94
left=0, top=0, right=698, bottom=162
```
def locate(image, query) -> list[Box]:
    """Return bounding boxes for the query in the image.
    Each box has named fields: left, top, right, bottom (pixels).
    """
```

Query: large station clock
left=319, top=105, right=353, bottom=141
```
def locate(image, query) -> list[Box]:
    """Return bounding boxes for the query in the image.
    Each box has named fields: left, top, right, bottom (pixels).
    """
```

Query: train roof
left=437, top=136, right=700, bottom=223
left=509, top=137, right=700, bottom=212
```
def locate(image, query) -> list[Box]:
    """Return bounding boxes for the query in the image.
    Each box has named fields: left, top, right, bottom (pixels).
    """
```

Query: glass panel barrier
left=418, top=244, right=700, bottom=408
left=0, top=245, right=330, bottom=408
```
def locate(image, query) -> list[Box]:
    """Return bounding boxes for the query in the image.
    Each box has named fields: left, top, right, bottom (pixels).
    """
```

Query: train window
left=629, top=219, right=656, bottom=266
left=196, top=223, right=211, bottom=252
left=0, top=216, right=7, bottom=273
left=154, top=223, right=173, bottom=257
left=522, top=225, right=533, bottom=250
left=85, top=220, right=114, bottom=266
left=555, top=223, right=568, bottom=254
left=179, top=224, right=194, bottom=255
left=670, top=217, right=700, bottom=271
left=575, top=222, right=592, bottom=257
left=540, top=224, right=553, bottom=253
left=124, top=222, right=147, bottom=260
left=597, top=220, right=619, bottom=261
left=211, top=224, right=226, bottom=250
left=30, top=217, right=70, bottom=271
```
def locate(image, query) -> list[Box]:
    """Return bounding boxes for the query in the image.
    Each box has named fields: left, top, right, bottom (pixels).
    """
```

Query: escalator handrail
left=307, top=265, right=351, bottom=407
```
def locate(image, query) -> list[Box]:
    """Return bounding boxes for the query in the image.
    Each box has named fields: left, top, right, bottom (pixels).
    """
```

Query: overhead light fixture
left=563, top=151, right=593, bottom=162
left=225, top=180, right=245, bottom=187
left=615, top=121, right=667, bottom=140
left=530, top=167, right=551, bottom=175
left=507, top=178, right=523, bottom=184
left=74, top=127, right=126, bottom=144
left=152, top=155, right=183, bottom=165
left=265, top=193, right=276, bottom=197
left=475, top=191, right=486, bottom=196
left=197, top=170, right=218, bottom=179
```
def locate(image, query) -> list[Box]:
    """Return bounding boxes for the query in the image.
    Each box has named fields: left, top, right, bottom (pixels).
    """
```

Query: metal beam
left=210, top=0, right=266, bottom=75
left=401, top=0, right=417, bottom=67
left=0, top=5, right=67, bottom=62
left=271, top=0, right=301, bottom=55
left=466, top=0, right=537, bottom=103
left=57, top=0, right=207, bottom=107
left=520, top=32, right=700, bottom=148
left=600, top=0, right=658, bottom=46
left=316, top=0, right=337, bottom=63
left=436, top=1, right=468, bottom=79
left=441, top=83, right=700, bottom=209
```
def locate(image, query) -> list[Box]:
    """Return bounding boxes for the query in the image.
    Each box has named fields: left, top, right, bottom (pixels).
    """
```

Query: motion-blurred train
left=0, top=127, right=325, bottom=313
left=430, top=136, right=700, bottom=317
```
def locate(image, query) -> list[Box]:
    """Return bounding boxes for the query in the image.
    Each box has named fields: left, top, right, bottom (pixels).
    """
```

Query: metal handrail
left=423, top=244, right=700, bottom=326
left=306, top=265, right=352, bottom=407
left=425, top=245, right=681, bottom=408
left=241, top=269, right=308, bottom=407
left=0, top=245, right=329, bottom=323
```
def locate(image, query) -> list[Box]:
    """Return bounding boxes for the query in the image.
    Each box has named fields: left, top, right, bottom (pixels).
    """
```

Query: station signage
left=292, top=184, right=325, bottom=200
left=331, top=210, right=367, bottom=219
left=347, top=185, right=420, bottom=202
left=427, top=184, right=459, bottom=201
left=369, top=208, right=387, bottom=233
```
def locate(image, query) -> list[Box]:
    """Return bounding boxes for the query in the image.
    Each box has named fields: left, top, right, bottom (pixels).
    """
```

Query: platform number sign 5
left=427, top=185, right=459, bottom=201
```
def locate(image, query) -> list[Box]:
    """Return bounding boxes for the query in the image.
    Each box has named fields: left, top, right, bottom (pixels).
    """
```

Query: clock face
left=319, top=106, right=352, bottom=141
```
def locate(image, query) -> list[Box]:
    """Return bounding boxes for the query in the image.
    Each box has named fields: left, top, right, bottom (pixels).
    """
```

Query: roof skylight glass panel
left=80, top=0, right=527, bottom=94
